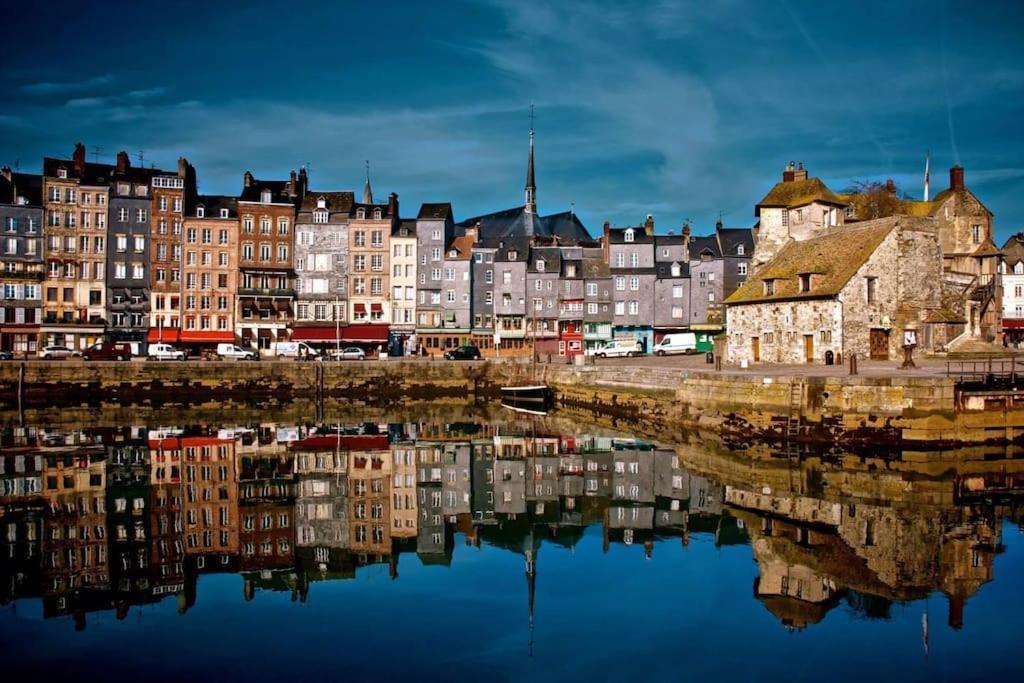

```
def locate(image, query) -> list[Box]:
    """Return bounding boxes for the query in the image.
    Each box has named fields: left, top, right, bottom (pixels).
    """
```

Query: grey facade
left=415, top=203, right=454, bottom=331
left=471, top=440, right=496, bottom=524
left=295, top=191, right=353, bottom=326
left=107, top=163, right=154, bottom=343
left=654, top=260, right=691, bottom=330
left=689, top=237, right=725, bottom=326
left=493, top=238, right=529, bottom=344
left=611, top=446, right=656, bottom=505
left=441, top=442, right=472, bottom=517
left=441, top=233, right=474, bottom=333
left=0, top=168, right=43, bottom=352
left=295, top=450, right=349, bottom=551
left=526, top=246, right=561, bottom=351
left=471, top=242, right=498, bottom=334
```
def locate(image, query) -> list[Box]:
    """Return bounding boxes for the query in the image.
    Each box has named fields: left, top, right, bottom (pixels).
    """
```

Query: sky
left=1, top=0, right=1022, bottom=239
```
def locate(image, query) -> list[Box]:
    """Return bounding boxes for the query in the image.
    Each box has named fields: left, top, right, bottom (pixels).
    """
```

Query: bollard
left=715, top=355, right=722, bottom=371
left=849, top=353, right=858, bottom=376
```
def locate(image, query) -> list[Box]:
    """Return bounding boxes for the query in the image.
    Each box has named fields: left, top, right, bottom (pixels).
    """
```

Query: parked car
left=147, top=343, right=186, bottom=361
left=327, top=346, right=366, bottom=361
left=585, top=340, right=642, bottom=358
left=444, top=345, right=482, bottom=360
left=39, top=345, right=80, bottom=360
left=653, top=333, right=698, bottom=356
left=274, top=341, right=319, bottom=359
left=82, top=342, right=133, bottom=361
left=0, top=350, right=13, bottom=360
left=216, top=343, right=258, bottom=361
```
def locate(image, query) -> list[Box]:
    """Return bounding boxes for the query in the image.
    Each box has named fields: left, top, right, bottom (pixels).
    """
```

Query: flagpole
left=924, top=151, right=931, bottom=202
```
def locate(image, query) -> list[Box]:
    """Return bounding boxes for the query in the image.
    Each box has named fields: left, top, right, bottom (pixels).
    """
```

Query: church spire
left=524, top=104, right=537, bottom=215
left=363, top=159, right=374, bottom=205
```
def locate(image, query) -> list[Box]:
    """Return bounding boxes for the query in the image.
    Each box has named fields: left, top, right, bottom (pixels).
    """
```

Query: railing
left=946, top=357, right=1023, bottom=387
left=237, top=287, right=296, bottom=297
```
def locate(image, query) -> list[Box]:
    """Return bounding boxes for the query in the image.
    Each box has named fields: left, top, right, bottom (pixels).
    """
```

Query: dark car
left=444, top=345, right=482, bottom=361
left=0, top=350, right=13, bottom=360
left=82, top=342, right=132, bottom=361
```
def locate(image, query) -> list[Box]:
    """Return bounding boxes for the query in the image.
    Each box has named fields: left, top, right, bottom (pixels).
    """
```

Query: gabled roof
left=655, top=261, right=690, bottom=278
left=689, top=234, right=721, bottom=258
left=607, top=226, right=654, bottom=244
left=0, top=171, right=42, bottom=206
left=527, top=245, right=562, bottom=273
left=456, top=206, right=591, bottom=243
left=446, top=234, right=476, bottom=259
left=717, top=227, right=755, bottom=257
left=43, top=157, right=115, bottom=186
left=300, top=190, right=354, bottom=214
left=1001, top=233, right=1024, bottom=267
left=726, top=219, right=896, bottom=305
left=418, top=203, right=453, bottom=220
left=393, top=218, right=417, bottom=237
left=756, top=177, right=846, bottom=215
left=239, top=176, right=295, bottom=204
left=582, top=257, right=611, bottom=279
left=191, top=195, right=238, bottom=218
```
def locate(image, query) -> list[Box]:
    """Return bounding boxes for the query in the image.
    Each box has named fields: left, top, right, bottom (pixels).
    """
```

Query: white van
left=653, top=333, right=697, bottom=356
left=585, top=340, right=642, bottom=358
left=217, top=343, right=258, bottom=361
left=274, top=341, right=319, bottom=359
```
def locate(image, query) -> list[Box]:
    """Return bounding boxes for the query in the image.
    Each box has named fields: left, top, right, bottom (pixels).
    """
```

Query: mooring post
left=849, top=353, right=858, bottom=376
left=17, top=361, right=25, bottom=421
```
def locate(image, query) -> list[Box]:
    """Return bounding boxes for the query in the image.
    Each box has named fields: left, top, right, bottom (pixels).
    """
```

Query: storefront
left=558, top=320, right=584, bottom=358
left=0, top=323, right=39, bottom=355
left=147, top=327, right=181, bottom=345
left=40, top=323, right=105, bottom=352
left=180, top=330, right=236, bottom=355
left=612, top=325, right=653, bottom=354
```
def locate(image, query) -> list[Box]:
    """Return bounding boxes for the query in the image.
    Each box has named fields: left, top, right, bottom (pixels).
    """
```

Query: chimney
left=298, top=167, right=308, bottom=199
left=715, top=218, right=723, bottom=231
left=644, top=214, right=654, bottom=236
left=387, top=192, right=399, bottom=218
left=782, top=161, right=796, bottom=182
left=950, top=165, right=964, bottom=191
left=289, top=170, right=297, bottom=197
left=793, top=162, right=807, bottom=182
left=115, top=151, right=130, bottom=174
left=243, top=171, right=253, bottom=188
left=885, top=178, right=896, bottom=195
left=73, top=142, right=86, bottom=175
left=682, top=222, right=691, bottom=261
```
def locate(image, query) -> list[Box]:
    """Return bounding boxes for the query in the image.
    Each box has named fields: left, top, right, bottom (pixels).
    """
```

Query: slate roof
left=725, top=219, right=896, bottom=305
left=43, top=157, right=115, bottom=186
left=717, top=227, right=755, bottom=257
left=755, top=177, right=846, bottom=214
left=456, top=206, right=591, bottom=243
left=581, top=257, right=611, bottom=279
left=1001, top=233, right=1024, bottom=267
left=0, top=171, right=42, bottom=206
left=239, top=177, right=294, bottom=203
left=393, top=217, right=417, bottom=237
left=418, top=202, right=453, bottom=220
left=689, top=234, right=721, bottom=258
left=527, top=246, right=563, bottom=273
left=654, top=234, right=687, bottom=245
left=191, top=195, right=238, bottom=219
left=300, top=190, right=354, bottom=213
left=606, top=226, right=654, bottom=244
left=493, top=235, right=531, bottom=262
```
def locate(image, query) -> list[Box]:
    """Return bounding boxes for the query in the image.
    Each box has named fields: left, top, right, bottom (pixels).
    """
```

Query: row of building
left=0, top=419, right=1003, bottom=631
left=0, top=135, right=752, bottom=358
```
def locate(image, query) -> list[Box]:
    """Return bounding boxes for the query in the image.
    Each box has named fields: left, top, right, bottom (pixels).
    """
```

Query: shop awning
left=370, top=303, right=383, bottom=313
left=353, top=303, right=366, bottom=314
left=341, top=324, right=389, bottom=343
left=147, top=327, right=180, bottom=343
left=1004, top=319, right=1024, bottom=330
left=291, top=326, right=342, bottom=342
left=180, top=330, right=235, bottom=343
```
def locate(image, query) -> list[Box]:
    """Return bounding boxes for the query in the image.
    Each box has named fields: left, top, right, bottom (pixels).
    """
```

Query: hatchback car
left=444, top=345, right=482, bottom=360
left=328, top=346, right=366, bottom=361
left=39, top=345, right=80, bottom=360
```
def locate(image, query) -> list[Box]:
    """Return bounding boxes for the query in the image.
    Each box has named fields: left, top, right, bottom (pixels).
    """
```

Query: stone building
left=470, top=239, right=499, bottom=349
left=0, top=167, right=42, bottom=353
left=557, top=246, right=586, bottom=358
left=653, top=231, right=690, bottom=340
left=492, top=237, right=530, bottom=356
left=293, top=190, right=351, bottom=347
left=421, top=227, right=475, bottom=352
left=725, top=216, right=945, bottom=364
left=180, top=195, right=239, bottom=351
left=41, top=144, right=112, bottom=349
left=751, top=162, right=847, bottom=272
left=390, top=218, right=417, bottom=346
left=605, top=221, right=656, bottom=353
left=107, top=153, right=156, bottom=347
left=526, top=245, right=562, bottom=356
left=347, top=188, right=396, bottom=350
left=148, top=159, right=196, bottom=345
left=236, top=170, right=304, bottom=353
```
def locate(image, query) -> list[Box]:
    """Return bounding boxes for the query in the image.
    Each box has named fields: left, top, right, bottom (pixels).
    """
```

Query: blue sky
left=1, top=0, right=1022, bottom=239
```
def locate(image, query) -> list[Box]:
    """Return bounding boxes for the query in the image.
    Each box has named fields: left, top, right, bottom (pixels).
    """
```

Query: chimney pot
left=116, top=151, right=130, bottom=174
left=243, top=171, right=253, bottom=188
left=73, top=142, right=86, bottom=174
left=950, top=165, right=965, bottom=191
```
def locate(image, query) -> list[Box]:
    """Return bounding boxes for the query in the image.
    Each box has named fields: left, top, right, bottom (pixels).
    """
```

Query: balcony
left=238, top=287, right=296, bottom=298
left=0, top=270, right=45, bottom=281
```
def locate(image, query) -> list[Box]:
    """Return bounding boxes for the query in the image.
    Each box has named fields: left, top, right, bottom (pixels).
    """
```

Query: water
left=1, top=409, right=1023, bottom=682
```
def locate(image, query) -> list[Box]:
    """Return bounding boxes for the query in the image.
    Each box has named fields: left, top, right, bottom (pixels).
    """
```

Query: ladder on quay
left=784, top=380, right=803, bottom=458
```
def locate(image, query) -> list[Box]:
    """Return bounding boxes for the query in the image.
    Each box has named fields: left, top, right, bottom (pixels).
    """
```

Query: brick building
left=180, top=195, right=239, bottom=352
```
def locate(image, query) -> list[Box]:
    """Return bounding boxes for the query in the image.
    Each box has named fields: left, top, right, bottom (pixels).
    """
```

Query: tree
left=843, top=179, right=909, bottom=220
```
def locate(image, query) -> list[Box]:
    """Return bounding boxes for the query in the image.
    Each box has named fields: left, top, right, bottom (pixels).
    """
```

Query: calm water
left=1, top=411, right=1023, bottom=682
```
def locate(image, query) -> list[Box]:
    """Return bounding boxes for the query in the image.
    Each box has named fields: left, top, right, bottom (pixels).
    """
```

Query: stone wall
left=725, top=299, right=843, bottom=365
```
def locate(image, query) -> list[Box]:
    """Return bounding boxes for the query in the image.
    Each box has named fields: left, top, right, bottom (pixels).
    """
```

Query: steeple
left=363, top=159, right=374, bottom=205
left=524, top=104, right=537, bottom=215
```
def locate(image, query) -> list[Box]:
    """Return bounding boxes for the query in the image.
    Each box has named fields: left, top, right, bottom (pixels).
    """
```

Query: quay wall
left=1, top=360, right=1022, bottom=446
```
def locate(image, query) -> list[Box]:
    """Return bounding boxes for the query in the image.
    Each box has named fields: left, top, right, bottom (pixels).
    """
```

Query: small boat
left=500, top=385, right=555, bottom=412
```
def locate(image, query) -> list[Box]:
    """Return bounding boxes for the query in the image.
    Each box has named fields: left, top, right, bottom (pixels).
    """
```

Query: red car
left=82, top=342, right=133, bottom=361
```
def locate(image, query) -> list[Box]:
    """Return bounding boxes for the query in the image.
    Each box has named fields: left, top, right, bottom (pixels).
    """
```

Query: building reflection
left=1, top=418, right=1019, bottom=632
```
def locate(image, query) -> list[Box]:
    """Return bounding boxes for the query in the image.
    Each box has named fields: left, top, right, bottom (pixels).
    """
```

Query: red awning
left=147, top=327, right=180, bottom=343
left=180, top=330, right=235, bottom=343
left=353, top=303, right=366, bottom=313
left=341, top=324, right=389, bottom=343
left=291, top=326, right=342, bottom=342
left=289, top=434, right=390, bottom=451
left=1004, top=319, right=1024, bottom=330
left=370, top=303, right=383, bottom=313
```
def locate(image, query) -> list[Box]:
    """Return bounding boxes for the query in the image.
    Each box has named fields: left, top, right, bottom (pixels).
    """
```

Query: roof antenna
left=90, top=145, right=103, bottom=163
left=137, top=150, right=145, bottom=166
left=570, top=201, right=575, bottom=217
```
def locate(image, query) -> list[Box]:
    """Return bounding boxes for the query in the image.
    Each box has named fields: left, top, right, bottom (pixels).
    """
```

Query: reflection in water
left=1, top=416, right=1021, bottom=654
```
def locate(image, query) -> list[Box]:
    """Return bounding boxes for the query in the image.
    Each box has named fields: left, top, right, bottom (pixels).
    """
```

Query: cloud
left=21, top=74, right=113, bottom=95
left=64, top=86, right=171, bottom=109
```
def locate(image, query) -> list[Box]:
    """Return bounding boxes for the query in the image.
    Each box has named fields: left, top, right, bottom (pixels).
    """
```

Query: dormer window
left=373, top=208, right=382, bottom=220
left=624, top=229, right=635, bottom=243
left=671, top=263, right=681, bottom=277
left=313, top=210, right=328, bottom=224
left=117, top=183, right=130, bottom=196
left=261, top=189, right=272, bottom=203
left=317, top=197, right=326, bottom=209
left=736, top=245, right=745, bottom=256
left=536, top=259, right=545, bottom=272
left=449, top=249, right=458, bottom=257
left=356, top=208, right=366, bottom=220
left=509, top=250, right=518, bottom=261
left=220, top=209, right=229, bottom=219
left=798, top=273, right=812, bottom=292
left=196, top=206, right=205, bottom=218
left=1016, top=262, right=1024, bottom=275
left=763, top=279, right=775, bottom=296
left=57, top=168, right=67, bottom=179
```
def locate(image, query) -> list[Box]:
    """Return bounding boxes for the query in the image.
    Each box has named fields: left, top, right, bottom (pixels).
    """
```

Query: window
left=764, top=279, right=775, bottom=296
left=866, top=276, right=877, bottom=304
left=738, top=263, right=747, bottom=276
left=628, top=300, right=639, bottom=315
left=672, top=285, right=683, bottom=299
left=629, top=276, right=639, bottom=291
left=799, top=273, right=811, bottom=292
left=614, top=301, right=625, bottom=315
left=630, top=252, right=639, bottom=267
left=615, top=276, right=625, bottom=291
left=972, top=224, right=982, bottom=244
left=586, top=282, right=597, bottom=296
left=624, top=229, right=634, bottom=242
left=781, top=209, right=789, bottom=227
left=737, top=245, right=745, bottom=255
left=671, top=306, right=683, bottom=318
